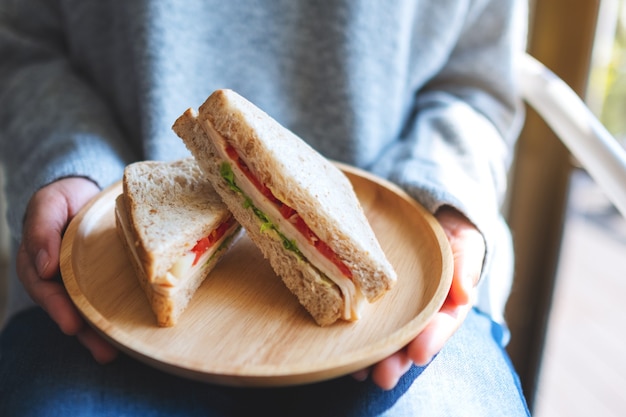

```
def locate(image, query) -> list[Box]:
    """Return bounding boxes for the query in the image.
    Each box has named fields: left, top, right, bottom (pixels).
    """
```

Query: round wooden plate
left=60, top=164, right=453, bottom=387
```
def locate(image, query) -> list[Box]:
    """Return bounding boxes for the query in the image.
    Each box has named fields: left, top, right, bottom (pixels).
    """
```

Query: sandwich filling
left=215, top=141, right=365, bottom=320
left=155, top=216, right=240, bottom=293
left=116, top=201, right=240, bottom=295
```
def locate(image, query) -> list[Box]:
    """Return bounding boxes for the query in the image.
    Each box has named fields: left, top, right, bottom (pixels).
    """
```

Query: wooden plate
left=60, top=163, right=453, bottom=387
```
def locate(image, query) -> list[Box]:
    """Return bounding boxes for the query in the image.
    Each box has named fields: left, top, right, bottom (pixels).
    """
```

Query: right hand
left=17, top=177, right=118, bottom=363
left=352, top=206, right=484, bottom=389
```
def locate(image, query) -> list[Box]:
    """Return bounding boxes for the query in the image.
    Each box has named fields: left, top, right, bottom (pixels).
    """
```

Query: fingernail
left=36, top=249, right=50, bottom=277
left=352, top=369, right=369, bottom=382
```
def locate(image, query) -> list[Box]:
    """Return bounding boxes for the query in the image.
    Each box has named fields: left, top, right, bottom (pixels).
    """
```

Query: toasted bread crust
left=115, top=196, right=179, bottom=326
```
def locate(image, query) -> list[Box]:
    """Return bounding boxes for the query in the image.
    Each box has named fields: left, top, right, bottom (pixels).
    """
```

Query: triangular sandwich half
left=114, top=157, right=242, bottom=327
left=172, top=89, right=397, bottom=326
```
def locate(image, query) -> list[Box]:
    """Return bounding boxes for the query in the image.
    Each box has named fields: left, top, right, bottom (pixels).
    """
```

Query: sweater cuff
left=4, top=146, right=127, bottom=241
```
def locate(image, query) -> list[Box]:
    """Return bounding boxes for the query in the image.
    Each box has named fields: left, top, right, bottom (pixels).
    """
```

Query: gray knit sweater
left=0, top=0, right=527, bottom=325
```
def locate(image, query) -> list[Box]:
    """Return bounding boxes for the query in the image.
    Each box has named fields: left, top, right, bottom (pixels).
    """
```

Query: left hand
left=17, top=177, right=119, bottom=364
left=352, top=205, right=485, bottom=390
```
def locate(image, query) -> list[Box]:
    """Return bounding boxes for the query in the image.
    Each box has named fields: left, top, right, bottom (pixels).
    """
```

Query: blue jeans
left=0, top=307, right=529, bottom=416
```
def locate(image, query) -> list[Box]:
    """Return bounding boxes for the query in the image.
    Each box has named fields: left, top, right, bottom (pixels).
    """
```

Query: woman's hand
left=353, top=205, right=485, bottom=390
left=17, top=177, right=118, bottom=363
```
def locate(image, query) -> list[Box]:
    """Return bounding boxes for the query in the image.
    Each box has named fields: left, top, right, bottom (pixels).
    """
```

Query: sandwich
left=114, top=157, right=242, bottom=327
left=172, top=89, right=397, bottom=326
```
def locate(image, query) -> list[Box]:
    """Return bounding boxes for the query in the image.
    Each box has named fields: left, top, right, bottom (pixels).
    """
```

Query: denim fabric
left=0, top=307, right=529, bottom=416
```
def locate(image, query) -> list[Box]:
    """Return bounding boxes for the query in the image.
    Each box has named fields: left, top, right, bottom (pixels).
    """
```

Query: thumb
left=22, top=178, right=100, bottom=279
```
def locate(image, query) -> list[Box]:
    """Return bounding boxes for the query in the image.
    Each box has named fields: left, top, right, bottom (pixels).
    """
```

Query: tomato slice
left=190, top=216, right=236, bottom=266
left=191, top=237, right=210, bottom=266
left=225, top=144, right=353, bottom=279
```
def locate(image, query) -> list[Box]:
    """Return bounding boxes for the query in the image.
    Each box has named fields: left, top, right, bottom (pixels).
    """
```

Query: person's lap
left=0, top=307, right=529, bottom=416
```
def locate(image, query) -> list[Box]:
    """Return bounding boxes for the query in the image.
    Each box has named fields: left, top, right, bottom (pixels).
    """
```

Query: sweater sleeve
left=370, top=0, right=527, bottom=285
left=0, top=0, right=136, bottom=240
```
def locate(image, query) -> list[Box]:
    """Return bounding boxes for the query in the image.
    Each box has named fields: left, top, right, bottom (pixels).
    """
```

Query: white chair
left=519, top=53, right=626, bottom=218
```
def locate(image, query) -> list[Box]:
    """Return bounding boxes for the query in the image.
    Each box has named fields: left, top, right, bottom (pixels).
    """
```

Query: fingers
left=435, top=206, right=485, bottom=306
left=21, top=178, right=100, bottom=279
left=351, top=368, right=370, bottom=382
left=22, top=194, right=66, bottom=281
left=354, top=295, right=475, bottom=390
left=370, top=350, right=413, bottom=390
left=352, top=350, right=412, bottom=390
left=18, top=246, right=117, bottom=364
left=356, top=207, right=484, bottom=390
left=76, top=327, right=119, bottom=364
left=406, top=294, right=472, bottom=366
left=18, top=179, right=100, bottom=333
left=17, top=178, right=118, bottom=362
left=16, top=242, right=84, bottom=335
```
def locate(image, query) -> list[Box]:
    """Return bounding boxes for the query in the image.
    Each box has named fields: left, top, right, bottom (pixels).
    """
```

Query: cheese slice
left=151, top=221, right=240, bottom=295
left=116, top=202, right=239, bottom=296
left=213, top=139, right=365, bottom=320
